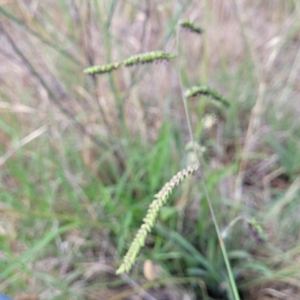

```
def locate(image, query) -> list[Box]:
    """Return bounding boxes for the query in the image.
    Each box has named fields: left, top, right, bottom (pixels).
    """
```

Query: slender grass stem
left=201, top=181, right=241, bottom=300
left=176, top=23, right=199, bottom=165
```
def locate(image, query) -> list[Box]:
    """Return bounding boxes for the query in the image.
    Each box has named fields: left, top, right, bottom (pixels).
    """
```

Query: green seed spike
left=185, top=86, right=230, bottom=107
left=123, top=51, right=176, bottom=67
left=83, top=62, right=121, bottom=75
left=180, top=21, right=204, bottom=35
left=116, top=164, right=199, bottom=275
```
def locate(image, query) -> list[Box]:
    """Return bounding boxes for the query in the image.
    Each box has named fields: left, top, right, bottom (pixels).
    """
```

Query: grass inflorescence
left=84, top=52, right=176, bottom=76
left=180, top=21, right=204, bottom=35
left=185, top=85, right=230, bottom=107
left=123, top=51, right=176, bottom=67
left=83, top=62, right=121, bottom=74
left=116, top=164, right=199, bottom=274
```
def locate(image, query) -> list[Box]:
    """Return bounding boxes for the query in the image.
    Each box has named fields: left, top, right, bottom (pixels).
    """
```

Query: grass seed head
left=180, top=21, right=204, bottom=35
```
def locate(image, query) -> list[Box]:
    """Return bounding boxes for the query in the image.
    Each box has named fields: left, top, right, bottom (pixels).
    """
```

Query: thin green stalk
left=201, top=181, right=241, bottom=300
left=176, top=23, right=199, bottom=165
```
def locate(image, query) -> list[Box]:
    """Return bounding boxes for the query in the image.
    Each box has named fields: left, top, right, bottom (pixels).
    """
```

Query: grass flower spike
left=185, top=85, right=230, bottom=107
left=116, top=164, right=199, bottom=274
left=84, top=62, right=121, bottom=75
left=123, top=51, right=176, bottom=67
left=180, top=21, right=204, bottom=35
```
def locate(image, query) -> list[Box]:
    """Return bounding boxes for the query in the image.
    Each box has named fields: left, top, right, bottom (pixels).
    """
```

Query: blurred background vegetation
left=0, top=1, right=300, bottom=299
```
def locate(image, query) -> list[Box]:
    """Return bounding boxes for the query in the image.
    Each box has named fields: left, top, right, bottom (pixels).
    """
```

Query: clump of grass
left=3, top=2, right=300, bottom=299
left=82, top=19, right=241, bottom=299
left=87, top=19, right=240, bottom=300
